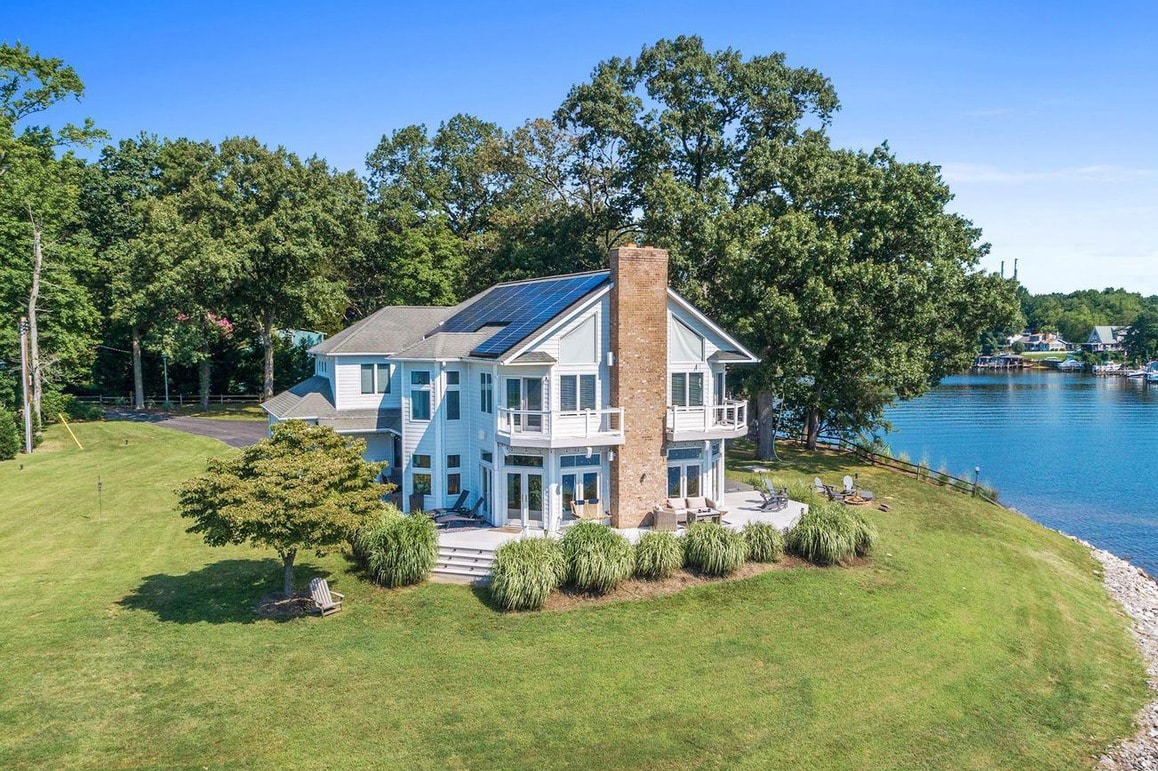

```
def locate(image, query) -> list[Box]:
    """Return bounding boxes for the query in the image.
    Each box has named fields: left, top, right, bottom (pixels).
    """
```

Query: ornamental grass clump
left=846, top=507, right=878, bottom=557
left=743, top=521, right=785, bottom=563
left=683, top=522, right=746, bottom=576
left=634, top=531, right=682, bottom=580
left=490, top=537, right=566, bottom=611
left=786, top=501, right=873, bottom=565
left=560, top=522, right=634, bottom=594
left=351, top=508, right=404, bottom=564
left=363, top=512, right=439, bottom=587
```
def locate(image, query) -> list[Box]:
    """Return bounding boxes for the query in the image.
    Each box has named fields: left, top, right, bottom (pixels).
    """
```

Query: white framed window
left=410, top=370, right=431, bottom=421
left=362, top=363, right=391, bottom=394
left=560, top=374, right=596, bottom=412
left=480, top=372, right=493, bottom=414
left=671, top=372, right=704, bottom=407
left=445, top=370, right=461, bottom=421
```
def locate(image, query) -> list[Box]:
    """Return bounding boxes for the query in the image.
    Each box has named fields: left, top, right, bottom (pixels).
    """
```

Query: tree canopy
left=177, top=421, right=386, bottom=596
left=1, top=37, right=1046, bottom=448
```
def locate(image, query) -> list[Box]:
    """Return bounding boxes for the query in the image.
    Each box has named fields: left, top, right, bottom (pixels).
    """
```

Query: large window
left=480, top=372, right=493, bottom=414
left=671, top=372, right=704, bottom=407
left=446, top=473, right=461, bottom=496
left=377, top=363, right=391, bottom=393
left=412, top=455, right=432, bottom=496
left=410, top=370, right=431, bottom=421
left=413, top=474, right=432, bottom=495
left=445, top=371, right=461, bottom=421
left=360, top=364, right=375, bottom=394
left=560, top=374, right=596, bottom=412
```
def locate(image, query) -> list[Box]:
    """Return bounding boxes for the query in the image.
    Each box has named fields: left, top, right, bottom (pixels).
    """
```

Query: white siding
left=333, top=357, right=400, bottom=411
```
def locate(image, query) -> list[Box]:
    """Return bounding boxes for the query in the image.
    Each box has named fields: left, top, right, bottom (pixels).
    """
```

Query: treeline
left=1, top=36, right=1020, bottom=452
left=1020, top=287, right=1158, bottom=344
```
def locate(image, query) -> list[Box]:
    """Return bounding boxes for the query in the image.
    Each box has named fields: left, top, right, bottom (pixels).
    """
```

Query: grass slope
left=0, top=423, right=1146, bottom=770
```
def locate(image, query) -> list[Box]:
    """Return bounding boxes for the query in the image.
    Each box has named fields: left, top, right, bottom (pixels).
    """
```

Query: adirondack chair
left=310, top=578, right=344, bottom=617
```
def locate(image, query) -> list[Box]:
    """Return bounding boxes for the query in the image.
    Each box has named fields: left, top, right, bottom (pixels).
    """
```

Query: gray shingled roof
left=262, top=376, right=336, bottom=419
left=318, top=409, right=401, bottom=434
left=1088, top=326, right=1120, bottom=345
left=511, top=351, right=557, bottom=364
left=310, top=306, right=459, bottom=355
left=708, top=350, right=750, bottom=363
left=393, top=328, right=504, bottom=360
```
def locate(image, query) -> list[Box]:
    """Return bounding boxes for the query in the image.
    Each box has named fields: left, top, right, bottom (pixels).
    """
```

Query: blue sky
left=8, top=0, right=1157, bottom=294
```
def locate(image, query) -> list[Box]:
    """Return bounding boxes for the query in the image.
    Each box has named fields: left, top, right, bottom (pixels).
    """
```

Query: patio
left=436, top=490, right=806, bottom=550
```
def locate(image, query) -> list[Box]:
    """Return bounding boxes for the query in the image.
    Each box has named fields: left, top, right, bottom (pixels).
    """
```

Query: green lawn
left=0, top=423, right=1147, bottom=770
left=170, top=403, right=267, bottom=420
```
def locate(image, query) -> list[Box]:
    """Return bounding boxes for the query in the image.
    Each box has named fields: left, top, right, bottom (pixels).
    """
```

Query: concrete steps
left=431, top=544, right=496, bottom=584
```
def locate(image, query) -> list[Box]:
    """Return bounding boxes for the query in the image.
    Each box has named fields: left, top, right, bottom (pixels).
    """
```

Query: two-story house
left=262, top=246, right=758, bottom=532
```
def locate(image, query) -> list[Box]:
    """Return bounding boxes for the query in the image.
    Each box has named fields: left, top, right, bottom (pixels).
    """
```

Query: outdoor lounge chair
left=433, top=497, right=485, bottom=528
left=309, top=578, right=344, bottom=617
left=813, top=477, right=844, bottom=502
left=432, top=490, right=469, bottom=515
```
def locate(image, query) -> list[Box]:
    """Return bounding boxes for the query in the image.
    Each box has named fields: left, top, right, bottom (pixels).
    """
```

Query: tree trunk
left=282, top=550, right=297, bottom=597
left=755, top=390, right=776, bottom=460
left=804, top=408, right=821, bottom=451
left=131, top=326, right=145, bottom=410
left=260, top=317, right=275, bottom=400
left=198, top=352, right=211, bottom=411
left=27, top=215, right=43, bottom=426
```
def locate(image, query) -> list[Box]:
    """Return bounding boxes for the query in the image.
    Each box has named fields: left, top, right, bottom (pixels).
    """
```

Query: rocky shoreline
left=1070, top=536, right=1158, bottom=769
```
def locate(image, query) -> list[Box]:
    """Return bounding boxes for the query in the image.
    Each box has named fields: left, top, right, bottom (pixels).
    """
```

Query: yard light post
left=18, top=317, right=33, bottom=455
left=972, top=466, right=980, bottom=497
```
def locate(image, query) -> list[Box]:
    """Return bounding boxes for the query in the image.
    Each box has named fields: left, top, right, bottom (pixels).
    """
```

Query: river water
left=883, top=371, right=1158, bottom=575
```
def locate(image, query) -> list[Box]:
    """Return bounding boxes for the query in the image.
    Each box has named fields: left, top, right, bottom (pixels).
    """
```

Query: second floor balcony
left=497, top=406, right=625, bottom=448
left=666, top=399, right=748, bottom=442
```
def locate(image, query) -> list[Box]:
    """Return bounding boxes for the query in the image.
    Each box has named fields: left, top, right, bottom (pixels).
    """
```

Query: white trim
left=666, top=288, right=760, bottom=362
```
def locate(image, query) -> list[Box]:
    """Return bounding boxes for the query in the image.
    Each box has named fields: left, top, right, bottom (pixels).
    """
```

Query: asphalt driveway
left=105, top=409, right=268, bottom=448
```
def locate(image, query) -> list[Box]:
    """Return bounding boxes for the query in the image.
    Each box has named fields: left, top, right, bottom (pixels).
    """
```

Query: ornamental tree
left=177, top=421, right=386, bottom=596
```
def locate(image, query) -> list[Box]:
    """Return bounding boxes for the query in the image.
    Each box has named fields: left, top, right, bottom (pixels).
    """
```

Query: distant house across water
left=1082, top=326, right=1129, bottom=353
left=1007, top=330, right=1071, bottom=352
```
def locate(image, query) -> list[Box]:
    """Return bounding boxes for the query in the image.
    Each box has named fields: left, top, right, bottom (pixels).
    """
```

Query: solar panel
left=441, top=272, right=610, bottom=358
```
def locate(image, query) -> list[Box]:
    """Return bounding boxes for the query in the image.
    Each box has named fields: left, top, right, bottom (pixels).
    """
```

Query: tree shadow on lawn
left=118, top=559, right=332, bottom=624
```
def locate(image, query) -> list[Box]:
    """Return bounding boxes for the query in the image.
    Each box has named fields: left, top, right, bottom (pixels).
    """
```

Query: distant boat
left=1125, top=368, right=1147, bottom=378
left=1147, top=362, right=1158, bottom=384
left=1092, top=362, right=1123, bottom=375
left=1057, top=358, right=1084, bottom=371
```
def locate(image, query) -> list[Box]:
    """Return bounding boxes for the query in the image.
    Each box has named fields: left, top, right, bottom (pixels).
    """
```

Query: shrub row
left=351, top=501, right=878, bottom=612
left=492, top=519, right=802, bottom=611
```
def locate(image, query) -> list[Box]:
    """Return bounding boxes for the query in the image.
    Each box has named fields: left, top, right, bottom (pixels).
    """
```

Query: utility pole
left=19, top=317, right=33, bottom=454
left=162, top=353, right=170, bottom=408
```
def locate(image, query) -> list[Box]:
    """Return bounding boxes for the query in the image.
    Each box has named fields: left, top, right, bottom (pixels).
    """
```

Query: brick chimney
left=608, top=245, right=669, bottom=528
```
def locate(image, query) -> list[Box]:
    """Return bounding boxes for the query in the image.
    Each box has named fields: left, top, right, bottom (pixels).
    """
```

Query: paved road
left=105, top=409, right=267, bottom=448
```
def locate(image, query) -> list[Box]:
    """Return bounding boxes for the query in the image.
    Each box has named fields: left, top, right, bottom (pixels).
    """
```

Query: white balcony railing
left=666, top=400, right=748, bottom=436
left=497, top=407, right=625, bottom=443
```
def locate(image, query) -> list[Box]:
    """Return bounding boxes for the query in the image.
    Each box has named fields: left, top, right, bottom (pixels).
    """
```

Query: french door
left=506, top=377, right=543, bottom=431
left=667, top=462, right=702, bottom=499
left=506, top=470, right=544, bottom=527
